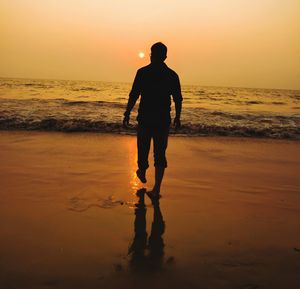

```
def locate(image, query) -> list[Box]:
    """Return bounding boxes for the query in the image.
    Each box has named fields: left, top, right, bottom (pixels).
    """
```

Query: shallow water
left=1, top=77, right=299, bottom=138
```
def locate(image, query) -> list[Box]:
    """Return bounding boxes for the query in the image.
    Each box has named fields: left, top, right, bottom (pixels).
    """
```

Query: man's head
left=150, top=42, right=167, bottom=63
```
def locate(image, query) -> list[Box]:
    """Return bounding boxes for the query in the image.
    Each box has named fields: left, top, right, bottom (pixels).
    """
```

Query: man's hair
left=151, top=42, right=167, bottom=61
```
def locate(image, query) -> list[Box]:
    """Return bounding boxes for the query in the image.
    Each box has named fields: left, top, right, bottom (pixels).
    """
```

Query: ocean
left=0, top=77, right=299, bottom=139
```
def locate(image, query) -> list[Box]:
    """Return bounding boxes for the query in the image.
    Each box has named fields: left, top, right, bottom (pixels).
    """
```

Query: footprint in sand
left=68, top=195, right=124, bottom=212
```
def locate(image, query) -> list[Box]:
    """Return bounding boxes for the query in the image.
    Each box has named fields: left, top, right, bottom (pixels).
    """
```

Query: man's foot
left=136, top=169, right=147, bottom=183
left=146, top=189, right=161, bottom=202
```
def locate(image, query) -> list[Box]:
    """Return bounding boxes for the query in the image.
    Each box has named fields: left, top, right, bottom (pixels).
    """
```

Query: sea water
left=1, top=77, right=299, bottom=139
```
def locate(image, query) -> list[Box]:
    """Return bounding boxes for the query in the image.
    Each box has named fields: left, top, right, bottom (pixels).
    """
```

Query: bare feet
left=136, top=169, right=147, bottom=183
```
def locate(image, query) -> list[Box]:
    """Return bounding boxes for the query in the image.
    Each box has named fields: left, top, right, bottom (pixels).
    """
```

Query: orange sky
left=1, top=0, right=299, bottom=89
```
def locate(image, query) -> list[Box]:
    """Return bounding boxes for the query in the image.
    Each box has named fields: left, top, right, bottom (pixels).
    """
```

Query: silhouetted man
left=123, top=42, right=182, bottom=198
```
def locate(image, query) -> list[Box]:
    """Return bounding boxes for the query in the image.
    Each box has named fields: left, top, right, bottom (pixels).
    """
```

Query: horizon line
left=0, top=75, right=299, bottom=92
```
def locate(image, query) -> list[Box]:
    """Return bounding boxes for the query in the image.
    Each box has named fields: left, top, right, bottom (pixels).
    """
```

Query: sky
left=0, top=0, right=299, bottom=89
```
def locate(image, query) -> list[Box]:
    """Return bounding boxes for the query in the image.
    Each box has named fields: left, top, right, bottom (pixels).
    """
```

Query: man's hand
left=123, top=113, right=130, bottom=128
left=173, top=116, right=181, bottom=130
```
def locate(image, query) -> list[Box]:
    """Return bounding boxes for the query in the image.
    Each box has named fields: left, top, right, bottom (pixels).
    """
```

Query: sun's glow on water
left=138, top=52, right=145, bottom=58
left=127, top=139, right=139, bottom=203
left=124, top=140, right=140, bottom=209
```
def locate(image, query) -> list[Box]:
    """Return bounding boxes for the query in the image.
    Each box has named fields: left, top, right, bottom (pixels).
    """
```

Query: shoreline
left=0, top=128, right=300, bottom=141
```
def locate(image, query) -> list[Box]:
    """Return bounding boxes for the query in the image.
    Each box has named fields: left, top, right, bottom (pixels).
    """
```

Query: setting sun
left=138, top=52, right=145, bottom=58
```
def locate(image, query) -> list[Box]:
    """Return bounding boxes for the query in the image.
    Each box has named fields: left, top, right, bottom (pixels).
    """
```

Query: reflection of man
left=128, top=189, right=165, bottom=272
left=123, top=42, right=183, bottom=198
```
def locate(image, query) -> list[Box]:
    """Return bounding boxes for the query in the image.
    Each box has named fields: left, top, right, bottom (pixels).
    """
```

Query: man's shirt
left=129, top=62, right=183, bottom=126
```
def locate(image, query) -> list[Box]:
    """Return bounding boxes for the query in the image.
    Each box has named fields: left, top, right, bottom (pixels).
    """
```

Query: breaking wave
left=1, top=78, right=300, bottom=139
left=0, top=116, right=299, bottom=139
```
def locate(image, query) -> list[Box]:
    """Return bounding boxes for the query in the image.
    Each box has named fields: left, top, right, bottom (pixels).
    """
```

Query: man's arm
left=123, top=71, right=141, bottom=127
left=174, top=100, right=182, bottom=119
left=172, top=74, right=183, bottom=130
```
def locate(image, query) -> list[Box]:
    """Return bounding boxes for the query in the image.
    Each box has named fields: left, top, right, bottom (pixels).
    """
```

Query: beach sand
left=0, top=131, right=299, bottom=289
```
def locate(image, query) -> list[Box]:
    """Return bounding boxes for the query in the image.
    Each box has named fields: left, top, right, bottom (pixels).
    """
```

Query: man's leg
left=150, top=126, right=169, bottom=196
left=152, top=166, right=165, bottom=195
left=137, top=124, right=151, bottom=183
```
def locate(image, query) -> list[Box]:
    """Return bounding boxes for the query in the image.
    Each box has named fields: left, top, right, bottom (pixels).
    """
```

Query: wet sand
left=0, top=131, right=300, bottom=289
